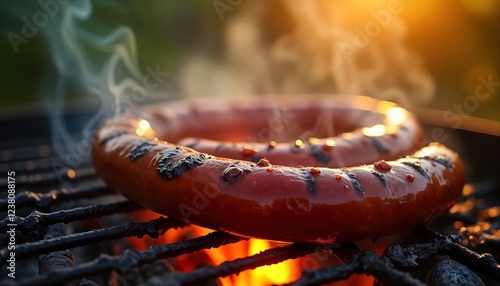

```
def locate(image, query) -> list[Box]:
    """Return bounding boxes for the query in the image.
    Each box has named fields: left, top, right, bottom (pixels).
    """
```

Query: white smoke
left=180, top=0, right=435, bottom=107
left=32, top=0, right=154, bottom=173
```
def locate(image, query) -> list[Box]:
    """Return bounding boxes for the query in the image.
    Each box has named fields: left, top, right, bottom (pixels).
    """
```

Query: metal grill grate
left=1, top=110, right=499, bottom=286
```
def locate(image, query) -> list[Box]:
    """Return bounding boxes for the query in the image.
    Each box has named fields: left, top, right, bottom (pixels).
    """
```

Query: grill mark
left=370, top=138, right=389, bottom=154
left=300, top=169, right=317, bottom=196
left=342, top=170, right=364, bottom=196
left=401, top=161, right=430, bottom=180
left=290, top=143, right=305, bottom=153
left=309, top=145, right=332, bottom=165
left=159, top=147, right=183, bottom=161
left=247, top=155, right=262, bottom=163
left=215, top=143, right=225, bottom=151
left=129, top=141, right=157, bottom=161
left=417, top=155, right=454, bottom=169
left=185, top=140, right=200, bottom=149
left=158, top=153, right=211, bottom=180
left=156, top=147, right=182, bottom=178
left=371, top=171, right=389, bottom=189
left=100, top=130, right=128, bottom=145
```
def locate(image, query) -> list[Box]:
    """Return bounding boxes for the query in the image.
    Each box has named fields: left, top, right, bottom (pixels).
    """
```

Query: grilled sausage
left=92, top=95, right=465, bottom=242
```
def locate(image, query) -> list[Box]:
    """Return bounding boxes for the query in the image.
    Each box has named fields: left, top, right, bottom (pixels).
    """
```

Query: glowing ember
left=67, top=169, right=76, bottom=179
left=127, top=210, right=302, bottom=285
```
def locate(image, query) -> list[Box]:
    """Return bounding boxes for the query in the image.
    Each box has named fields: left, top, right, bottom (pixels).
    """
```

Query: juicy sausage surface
left=92, top=95, right=465, bottom=242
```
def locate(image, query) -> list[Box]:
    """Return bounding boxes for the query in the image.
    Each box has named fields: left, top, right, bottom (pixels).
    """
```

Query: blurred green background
left=0, top=0, right=498, bottom=123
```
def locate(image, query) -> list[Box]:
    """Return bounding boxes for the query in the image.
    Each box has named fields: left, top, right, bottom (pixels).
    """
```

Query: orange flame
left=126, top=210, right=301, bottom=285
left=126, top=210, right=385, bottom=285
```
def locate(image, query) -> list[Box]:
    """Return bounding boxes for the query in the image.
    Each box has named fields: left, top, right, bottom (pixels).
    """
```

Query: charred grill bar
left=0, top=110, right=499, bottom=285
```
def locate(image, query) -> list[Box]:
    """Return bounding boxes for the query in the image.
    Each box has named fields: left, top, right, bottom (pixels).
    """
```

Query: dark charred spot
left=247, top=156, right=262, bottom=163
left=401, top=161, right=430, bottom=180
left=215, top=143, right=225, bottom=151
left=300, top=169, right=317, bottom=196
left=159, top=147, right=183, bottom=162
left=221, top=162, right=252, bottom=183
left=309, top=144, right=332, bottom=165
left=158, top=153, right=210, bottom=180
left=129, top=141, right=157, bottom=161
left=99, top=130, right=128, bottom=145
left=370, top=138, right=389, bottom=154
left=184, top=140, right=200, bottom=149
left=418, top=155, right=454, bottom=169
left=342, top=169, right=364, bottom=196
left=371, top=171, right=389, bottom=189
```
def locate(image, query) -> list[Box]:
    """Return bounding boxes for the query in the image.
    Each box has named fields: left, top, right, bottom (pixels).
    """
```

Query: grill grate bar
left=0, top=156, right=62, bottom=173
left=6, top=167, right=96, bottom=187
left=0, top=144, right=55, bottom=162
left=17, top=231, right=244, bottom=286
left=0, top=181, right=111, bottom=211
left=168, top=242, right=326, bottom=285
left=0, top=216, right=187, bottom=264
left=287, top=250, right=425, bottom=286
left=0, top=201, right=144, bottom=236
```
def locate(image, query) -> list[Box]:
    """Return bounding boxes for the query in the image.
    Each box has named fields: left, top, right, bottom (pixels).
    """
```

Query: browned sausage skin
left=117, top=95, right=425, bottom=167
left=92, top=95, right=465, bottom=242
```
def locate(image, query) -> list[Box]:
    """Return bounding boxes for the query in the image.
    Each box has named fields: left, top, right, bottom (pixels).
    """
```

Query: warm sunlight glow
left=460, top=0, right=499, bottom=17
left=325, top=139, right=336, bottom=147
left=135, top=119, right=155, bottom=137
left=362, top=124, right=386, bottom=137
left=385, top=107, right=408, bottom=126
left=308, top=137, right=320, bottom=144
left=294, top=139, right=304, bottom=148
left=138, top=119, right=151, bottom=130
left=376, top=100, right=398, bottom=114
